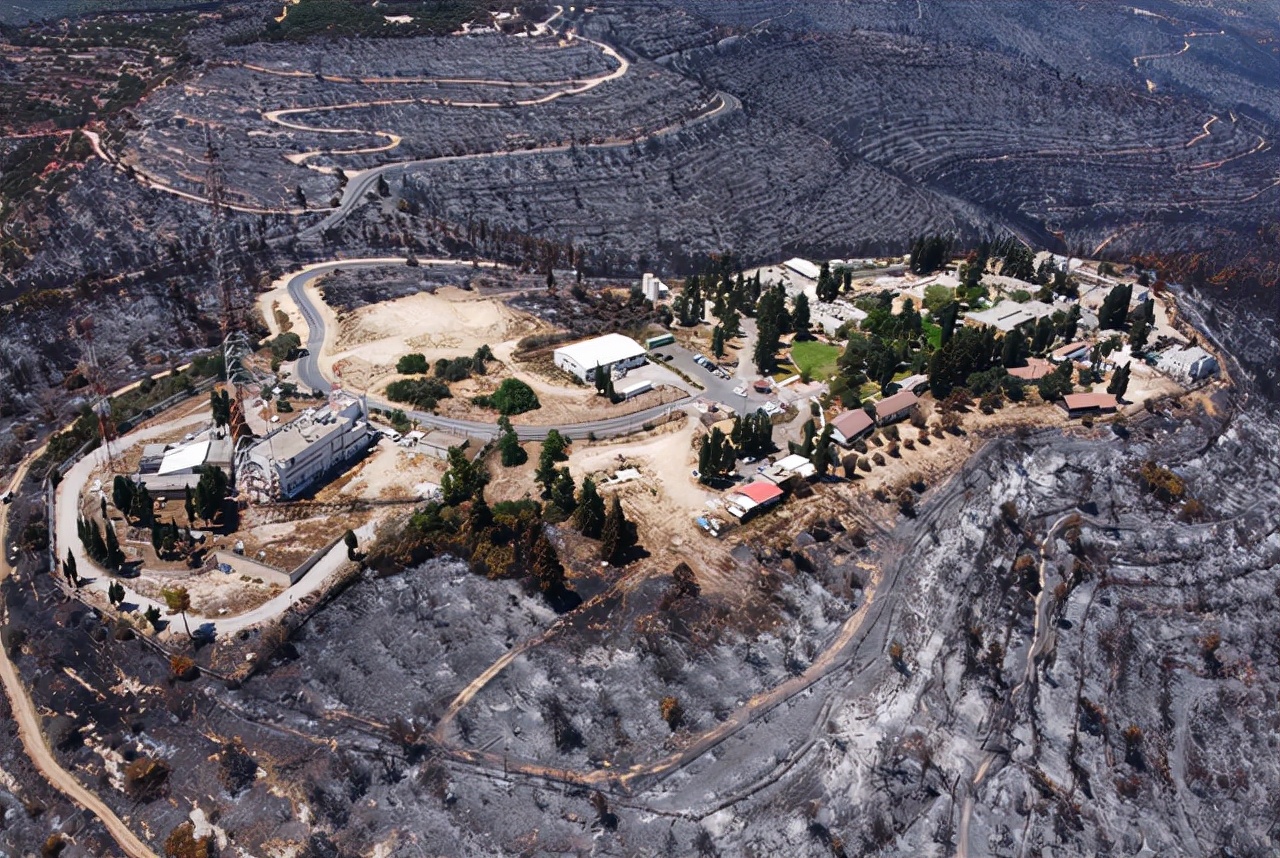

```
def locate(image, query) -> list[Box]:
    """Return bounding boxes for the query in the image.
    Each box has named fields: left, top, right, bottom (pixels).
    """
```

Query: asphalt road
left=283, top=258, right=693, bottom=441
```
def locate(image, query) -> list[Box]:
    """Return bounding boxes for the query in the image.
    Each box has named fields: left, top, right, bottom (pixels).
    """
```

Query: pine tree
left=441, top=446, right=488, bottom=506
left=816, top=262, right=838, bottom=302
left=535, top=432, right=568, bottom=496
left=131, top=484, right=153, bottom=527
left=573, top=479, right=606, bottom=538
left=1031, top=316, right=1054, bottom=354
left=937, top=301, right=959, bottom=346
left=1001, top=329, right=1027, bottom=368
left=183, top=485, right=195, bottom=526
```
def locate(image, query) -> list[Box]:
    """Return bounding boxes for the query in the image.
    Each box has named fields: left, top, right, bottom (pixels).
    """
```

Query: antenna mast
left=69, top=316, right=115, bottom=468
left=205, top=130, right=260, bottom=497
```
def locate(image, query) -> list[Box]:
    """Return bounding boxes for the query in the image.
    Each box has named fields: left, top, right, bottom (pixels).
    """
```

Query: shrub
left=386, top=378, right=451, bottom=410
left=659, top=695, right=684, bottom=730
left=396, top=353, right=429, bottom=374
left=477, top=378, right=540, bottom=415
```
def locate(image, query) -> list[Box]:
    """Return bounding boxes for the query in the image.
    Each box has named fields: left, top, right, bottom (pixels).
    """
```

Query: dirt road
left=0, top=459, right=160, bottom=858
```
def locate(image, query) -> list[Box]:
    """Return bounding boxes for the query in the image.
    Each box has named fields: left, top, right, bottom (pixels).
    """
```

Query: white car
left=732, top=385, right=747, bottom=397
left=763, top=401, right=782, bottom=415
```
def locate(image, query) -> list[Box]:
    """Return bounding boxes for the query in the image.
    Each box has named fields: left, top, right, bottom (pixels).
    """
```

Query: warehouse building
left=553, top=333, right=647, bottom=382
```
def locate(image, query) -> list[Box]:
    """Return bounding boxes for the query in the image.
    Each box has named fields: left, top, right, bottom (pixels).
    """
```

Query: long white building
left=553, top=333, right=647, bottom=382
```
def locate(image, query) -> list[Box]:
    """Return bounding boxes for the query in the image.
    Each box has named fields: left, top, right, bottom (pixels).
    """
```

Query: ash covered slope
left=400, top=0, right=1280, bottom=266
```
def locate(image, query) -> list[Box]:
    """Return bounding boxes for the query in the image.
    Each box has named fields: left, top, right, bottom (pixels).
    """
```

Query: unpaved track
left=0, top=462, right=160, bottom=858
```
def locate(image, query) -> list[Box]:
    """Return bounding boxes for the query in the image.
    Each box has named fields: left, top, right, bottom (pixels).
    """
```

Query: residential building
left=553, top=333, right=648, bottom=382
left=1007, top=358, right=1054, bottom=381
left=724, top=480, right=785, bottom=519
left=759, top=454, right=817, bottom=486
left=830, top=409, right=874, bottom=446
left=874, top=391, right=919, bottom=425
left=894, top=374, right=929, bottom=394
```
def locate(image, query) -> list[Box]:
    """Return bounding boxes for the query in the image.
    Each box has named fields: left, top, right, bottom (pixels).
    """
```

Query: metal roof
left=553, top=333, right=646, bottom=368
left=157, top=440, right=210, bottom=475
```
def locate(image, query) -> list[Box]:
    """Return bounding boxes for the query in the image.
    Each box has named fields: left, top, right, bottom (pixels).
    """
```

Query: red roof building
left=1007, top=358, right=1054, bottom=381
left=1061, top=392, right=1118, bottom=417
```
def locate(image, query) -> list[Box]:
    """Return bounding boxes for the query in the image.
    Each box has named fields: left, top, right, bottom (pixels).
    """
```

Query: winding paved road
left=283, top=258, right=693, bottom=440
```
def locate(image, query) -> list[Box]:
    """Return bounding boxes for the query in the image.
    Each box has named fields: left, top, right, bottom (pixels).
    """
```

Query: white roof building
left=247, top=393, right=373, bottom=499
left=812, top=300, right=868, bottom=337
left=783, top=257, right=821, bottom=280
left=1157, top=346, right=1218, bottom=382
left=553, top=333, right=648, bottom=382
left=965, top=300, right=1056, bottom=333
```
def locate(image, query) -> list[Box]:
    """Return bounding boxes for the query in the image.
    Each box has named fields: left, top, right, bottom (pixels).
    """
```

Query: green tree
left=1001, top=329, right=1027, bottom=368
left=1108, top=362, right=1132, bottom=399
left=594, top=365, right=615, bottom=401
left=535, top=431, right=568, bottom=495
left=549, top=468, right=576, bottom=515
left=530, top=531, right=565, bottom=592
left=112, top=475, right=135, bottom=517
left=1099, top=283, right=1133, bottom=330
left=496, top=416, right=526, bottom=467
left=108, top=581, right=125, bottom=606
left=183, top=485, right=196, bottom=526
left=599, top=497, right=635, bottom=565
left=440, top=445, right=488, bottom=506
left=63, top=549, right=78, bottom=588
left=396, top=353, right=429, bottom=374
left=792, top=293, right=811, bottom=336
left=816, top=262, right=838, bottom=302
left=210, top=389, right=232, bottom=428
left=573, top=478, right=606, bottom=538
left=130, top=484, right=153, bottom=527
left=710, top=325, right=726, bottom=359
left=194, top=465, right=228, bottom=525
left=1129, top=316, right=1151, bottom=353
left=143, top=605, right=162, bottom=632
left=484, top=378, right=540, bottom=415
left=937, top=300, right=960, bottom=346
left=103, top=520, right=125, bottom=570
left=1031, top=316, right=1055, bottom=354
left=161, top=586, right=193, bottom=640
left=343, top=529, right=359, bottom=560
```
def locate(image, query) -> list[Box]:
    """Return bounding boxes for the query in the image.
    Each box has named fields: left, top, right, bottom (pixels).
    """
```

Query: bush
left=477, top=378, right=540, bottom=415
left=386, top=378, right=452, bottom=410
left=397, top=353, right=429, bottom=374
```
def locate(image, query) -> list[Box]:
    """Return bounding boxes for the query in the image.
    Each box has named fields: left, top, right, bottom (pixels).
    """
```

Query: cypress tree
left=573, top=479, right=606, bottom=538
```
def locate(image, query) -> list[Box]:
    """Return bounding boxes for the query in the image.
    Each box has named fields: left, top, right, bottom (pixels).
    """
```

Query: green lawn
left=790, top=340, right=842, bottom=380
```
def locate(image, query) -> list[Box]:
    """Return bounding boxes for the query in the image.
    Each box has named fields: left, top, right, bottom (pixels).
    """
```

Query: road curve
left=0, top=465, right=160, bottom=858
left=298, top=88, right=741, bottom=239
left=283, top=258, right=693, bottom=440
